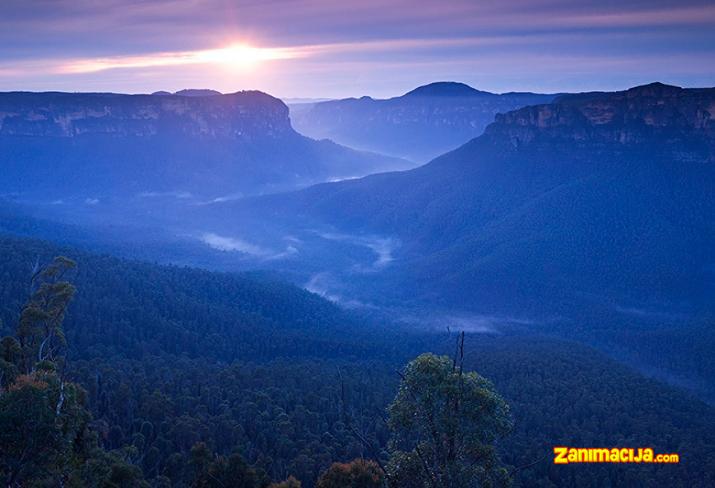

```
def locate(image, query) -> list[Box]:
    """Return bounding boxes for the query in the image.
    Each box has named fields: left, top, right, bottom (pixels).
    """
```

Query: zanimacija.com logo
left=553, top=447, right=680, bottom=464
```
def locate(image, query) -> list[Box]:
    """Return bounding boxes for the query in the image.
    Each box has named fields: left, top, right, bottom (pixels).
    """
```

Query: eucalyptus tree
left=386, top=336, right=512, bottom=488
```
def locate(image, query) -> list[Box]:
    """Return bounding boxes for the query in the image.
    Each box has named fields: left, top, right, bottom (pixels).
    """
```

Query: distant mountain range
left=290, top=81, right=557, bottom=161
left=1, top=82, right=714, bottom=401
left=0, top=90, right=408, bottom=203
left=208, top=83, right=715, bottom=316
left=185, top=82, right=715, bottom=397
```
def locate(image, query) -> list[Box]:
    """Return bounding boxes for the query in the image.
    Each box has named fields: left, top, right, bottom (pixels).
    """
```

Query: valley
left=0, top=81, right=713, bottom=487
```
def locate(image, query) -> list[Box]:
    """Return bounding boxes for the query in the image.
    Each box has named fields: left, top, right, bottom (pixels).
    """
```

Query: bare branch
left=509, top=453, right=549, bottom=476
left=55, top=381, right=65, bottom=416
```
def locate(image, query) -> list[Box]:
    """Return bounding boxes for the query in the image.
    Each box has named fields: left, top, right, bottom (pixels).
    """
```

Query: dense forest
left=1, top=235, right=714, bottom=487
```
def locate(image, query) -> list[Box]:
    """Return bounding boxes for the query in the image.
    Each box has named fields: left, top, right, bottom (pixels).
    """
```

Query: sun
left=196, top=43, right=296, bottom=70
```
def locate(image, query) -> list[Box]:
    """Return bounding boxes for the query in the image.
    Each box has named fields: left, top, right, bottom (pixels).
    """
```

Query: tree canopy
left=386, top=349, right=512, bottom=487
left=1, top=237, right=713, bottom=487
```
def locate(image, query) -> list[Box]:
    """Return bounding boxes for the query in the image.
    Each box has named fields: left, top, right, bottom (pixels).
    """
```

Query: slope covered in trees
left=213, top=83, right=715, bottom=316
left=0, top=257, right=149, bottom=487
left=195, top=83, right=715, bottom=399
left=0, top=235, right=713, bottom=486
left=0, top=236, right=393, bottom=363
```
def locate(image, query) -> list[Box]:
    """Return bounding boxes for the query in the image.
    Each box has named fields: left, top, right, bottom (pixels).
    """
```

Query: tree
left=16, top=256, right=76, bottom=374
left=0, top=256, right=147, bottom=487
left=316, top=459, right=384, bottom=488
left=386, top=344, right=512, bottom=488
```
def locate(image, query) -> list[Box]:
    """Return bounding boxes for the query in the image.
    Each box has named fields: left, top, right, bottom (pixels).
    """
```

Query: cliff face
left=0, top=91, right=406, bottom=200
left=0, top=91, right=292, bottom=139
left=486, top=83, right=715, bottom=159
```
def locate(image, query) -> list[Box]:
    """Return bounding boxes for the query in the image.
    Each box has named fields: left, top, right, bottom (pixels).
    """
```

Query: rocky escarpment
left=0, top=90, right=406, bottom=200
left=485, top=83, right=715, bottom=159
left=0, top=91, right=292, bottom=139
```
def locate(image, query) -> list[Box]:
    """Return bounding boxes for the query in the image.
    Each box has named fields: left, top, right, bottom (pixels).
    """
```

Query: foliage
left=0, top=237, right=714, bottom=487
left=316, top=459, right=384, bottom=488
left=386, top=352, right=512, bottom=487
left=16, top=256, right=76, bottom=374
left=191, top=442, right=269, bottom=488
left=0, top=256, right=145, bottom=487
left=270, top=476, right=302, bottom=488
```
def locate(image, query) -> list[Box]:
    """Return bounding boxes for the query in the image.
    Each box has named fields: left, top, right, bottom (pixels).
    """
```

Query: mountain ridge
left=0, top=90, right=409, bottom=200
left=290, top=81, right=557, bottom=161
left=188, top=82, right=715, bottom=399
left=401, top=81, right=491, bottom=98
left=0, top=90, right=290, bottom=138
left=207, top=82, right=715, bottom=311
left=487, top=82, right=714, bottom=146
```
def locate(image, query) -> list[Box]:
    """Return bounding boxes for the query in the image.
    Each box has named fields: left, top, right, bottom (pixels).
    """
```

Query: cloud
left=264, top=245, right=299, bottom=261
left=0, top=1, right=713, bottom=96
left=201, top=232, right=269, bottom=256
left=612, top=304, right=686, bottom=321
left=195, top=193, right=245, bottom=205
left=138, top=191, right=193, bottom=199
left=57, top=43, right=305, bottom=74
left=304, top=272, right=371, bottom=308
left=0, top=36, right=532, bottom=79
left=200, top=232, right=298, bottom=260
left=315, top=231, right=398, bottom=269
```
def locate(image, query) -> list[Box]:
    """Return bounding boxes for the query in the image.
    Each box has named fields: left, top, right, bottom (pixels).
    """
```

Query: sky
left=0, top=0, right=714, bottom=98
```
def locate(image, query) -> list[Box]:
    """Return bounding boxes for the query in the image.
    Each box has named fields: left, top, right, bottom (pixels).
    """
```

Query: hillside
left=221, top=83, right=715, bottom=310
left=0, top=235, right=392, bottom=362
left=196, top=83, right=715, bottom=397
left=0, top=90, right=408, bottom=203
left=290, top=81, right=556, bottom=161
left=0, top=234, right=713, bottom=487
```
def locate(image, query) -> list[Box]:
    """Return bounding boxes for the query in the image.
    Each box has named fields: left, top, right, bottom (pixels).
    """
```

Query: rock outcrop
left=0, top=91, right=291, bottom=139
left=486, top=83, right=715, bottom=159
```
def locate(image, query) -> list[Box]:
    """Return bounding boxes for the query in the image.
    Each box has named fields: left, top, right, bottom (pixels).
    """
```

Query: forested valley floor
left=1, top=236, right=713, bottom=487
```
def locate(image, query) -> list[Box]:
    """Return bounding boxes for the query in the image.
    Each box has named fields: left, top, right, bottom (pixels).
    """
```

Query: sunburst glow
left=60, top=43, right=302, bottom=74
left=196, top=44, right=298, bottom=69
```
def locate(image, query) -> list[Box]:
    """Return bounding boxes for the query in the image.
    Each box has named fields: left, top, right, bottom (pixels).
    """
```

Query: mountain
left=0, top=90, right=408, bottom=203
left=290, top=81, right=557, bottom=161
left=227, top=82, right=715, bottom=309
left=4, top=82, right=713, bottom=399
left=402, top=81, right=489, bottom=97
left=197, top=83, right=715, bottom=396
